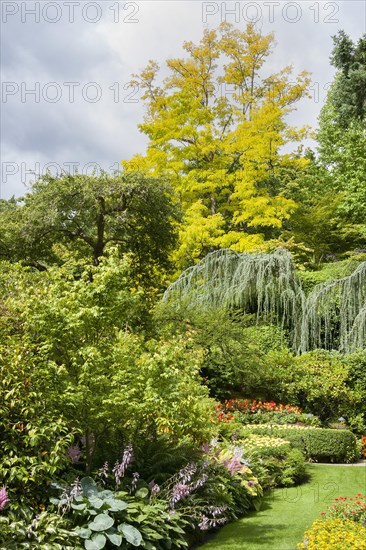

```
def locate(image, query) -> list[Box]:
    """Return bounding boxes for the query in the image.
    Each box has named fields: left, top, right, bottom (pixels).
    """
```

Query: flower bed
left=298, top=493, right=366, bottom=549
left=321, top=493, right=366, bottom=524
left=215, top=399, right=321, bottom=426
left=298, top=518, right=366, bottom=549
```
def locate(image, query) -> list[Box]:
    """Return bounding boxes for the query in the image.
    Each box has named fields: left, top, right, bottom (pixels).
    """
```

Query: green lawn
left=200, top=465, right=366, bottom=550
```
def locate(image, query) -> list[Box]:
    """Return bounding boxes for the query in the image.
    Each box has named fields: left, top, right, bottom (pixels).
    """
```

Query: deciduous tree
left=123, top=23, right=311, bottom=266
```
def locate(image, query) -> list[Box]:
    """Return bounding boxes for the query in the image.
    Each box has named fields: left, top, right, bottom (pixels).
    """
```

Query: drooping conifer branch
left=164, top=249, right=366, bottom=353
left=300, top=262, right=366, bottom=353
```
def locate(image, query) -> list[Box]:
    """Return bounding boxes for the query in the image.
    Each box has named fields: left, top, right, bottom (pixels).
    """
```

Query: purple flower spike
left=0, top=486, right=10, bottom=511
left=130, top=472, right=140, bottom=494
left=113, top=444, right=134, bottom=487
left=170, top=483, right=191, bottom=507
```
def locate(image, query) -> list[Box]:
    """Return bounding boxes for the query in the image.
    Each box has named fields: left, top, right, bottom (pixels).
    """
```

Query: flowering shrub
left=321, top=493, right=366, bottom=525
left=0, top=486, right=9, bottom=511
left=227, top=435, right=306, bottom=489
left=245, top=424, right=317, bottom=431
left=50, top=474, right=188, bottom=550
left=215, top=409, right=235, bottom=423
left=212, top=448, right=262, bottom=499
left=240, top=434, right=290, bottom=452
left=297, top=518, right=366, bottom=549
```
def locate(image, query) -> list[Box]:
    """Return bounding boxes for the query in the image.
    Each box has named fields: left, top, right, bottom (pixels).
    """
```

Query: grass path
left=200, top=465, right=366, bottom=550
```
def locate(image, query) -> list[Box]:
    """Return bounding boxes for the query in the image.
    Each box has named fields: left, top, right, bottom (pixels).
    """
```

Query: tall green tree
left=282, top=31, right=366, bottom=263
left=317, top=31, right=366, bottom=237
left=0, top=172, right=180, bottom=284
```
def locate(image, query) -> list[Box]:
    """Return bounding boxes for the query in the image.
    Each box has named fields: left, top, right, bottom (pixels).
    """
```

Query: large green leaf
left=105, top=497, right=128, bottom=512
left=106, top=530, right=123, bottom=546
left=135, top=488, right=148, bottom=499
left=81, top=477, right=99, bottom=498
left=89, top=497, right=104, bottom=510
left=72, top=502, right=87, bottom=511
left=85, top=533, right=107, bottom=550
left=98, top=490, right=114, bottom=499
left=89, top=513, right=114, bottom=532
left=118, top=523, right=142, bottom=546
left=75, top=527, right=92, bottom=539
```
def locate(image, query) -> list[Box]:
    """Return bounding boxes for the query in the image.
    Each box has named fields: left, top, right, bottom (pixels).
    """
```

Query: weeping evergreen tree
left=163, top=249, right=366, bottom=353
left=300, top=262, right=366, bottom=353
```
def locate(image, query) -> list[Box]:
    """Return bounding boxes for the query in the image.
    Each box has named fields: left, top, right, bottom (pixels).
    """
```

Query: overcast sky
left=1, top=0, right=365, bottom=198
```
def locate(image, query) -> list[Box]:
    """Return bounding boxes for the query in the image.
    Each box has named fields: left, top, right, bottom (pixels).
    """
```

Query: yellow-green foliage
left=123, top=23, right=311, bottom=266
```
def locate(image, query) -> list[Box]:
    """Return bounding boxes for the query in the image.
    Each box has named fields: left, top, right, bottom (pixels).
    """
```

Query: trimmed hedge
left=241, top=425, right=359, bottom=463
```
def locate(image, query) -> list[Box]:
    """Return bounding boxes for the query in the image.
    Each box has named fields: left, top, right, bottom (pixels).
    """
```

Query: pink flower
left=0, top=486, right=9, bottom=511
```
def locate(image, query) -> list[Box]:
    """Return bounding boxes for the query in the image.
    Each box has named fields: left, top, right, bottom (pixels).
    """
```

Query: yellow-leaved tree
left=122, top=23, right=311, bottom=268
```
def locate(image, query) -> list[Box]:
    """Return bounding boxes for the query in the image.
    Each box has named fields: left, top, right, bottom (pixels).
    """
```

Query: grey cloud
left=1, top=0, right=365, bottom=198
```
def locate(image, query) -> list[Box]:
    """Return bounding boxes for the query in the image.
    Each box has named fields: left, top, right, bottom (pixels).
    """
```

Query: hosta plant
left=0, top=506, right=81, bottom=549
left=52, top=476, right=188, bottom=550
left=51, top=477, right=143, bottom=549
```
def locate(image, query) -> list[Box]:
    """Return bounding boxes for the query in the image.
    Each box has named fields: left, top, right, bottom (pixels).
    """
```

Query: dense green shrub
left=241, top=425, right=359, bottom=463
left=155, top=303, right=289, bottom=399
left=0, top=346, right=75, bottom=508
left=220, top=433, right=306, bottom=490
left=344, top=351, right=366, bottom=434
left=0, top=507, right=81, bottom=550
left=257, top=350, right=358, bottom=423
left=247, top=443, right=305, bottom=489
left=0, top=257, right=216, bottom=475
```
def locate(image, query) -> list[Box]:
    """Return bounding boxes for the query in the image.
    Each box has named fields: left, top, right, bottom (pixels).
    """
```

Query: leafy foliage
left=0, top=172, right=180, bottom=287
left=163, top=249, right=366, bottom=353
left=0, top=507, right=81, bottom=549
left=317, top=31, right=366, bottom=240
